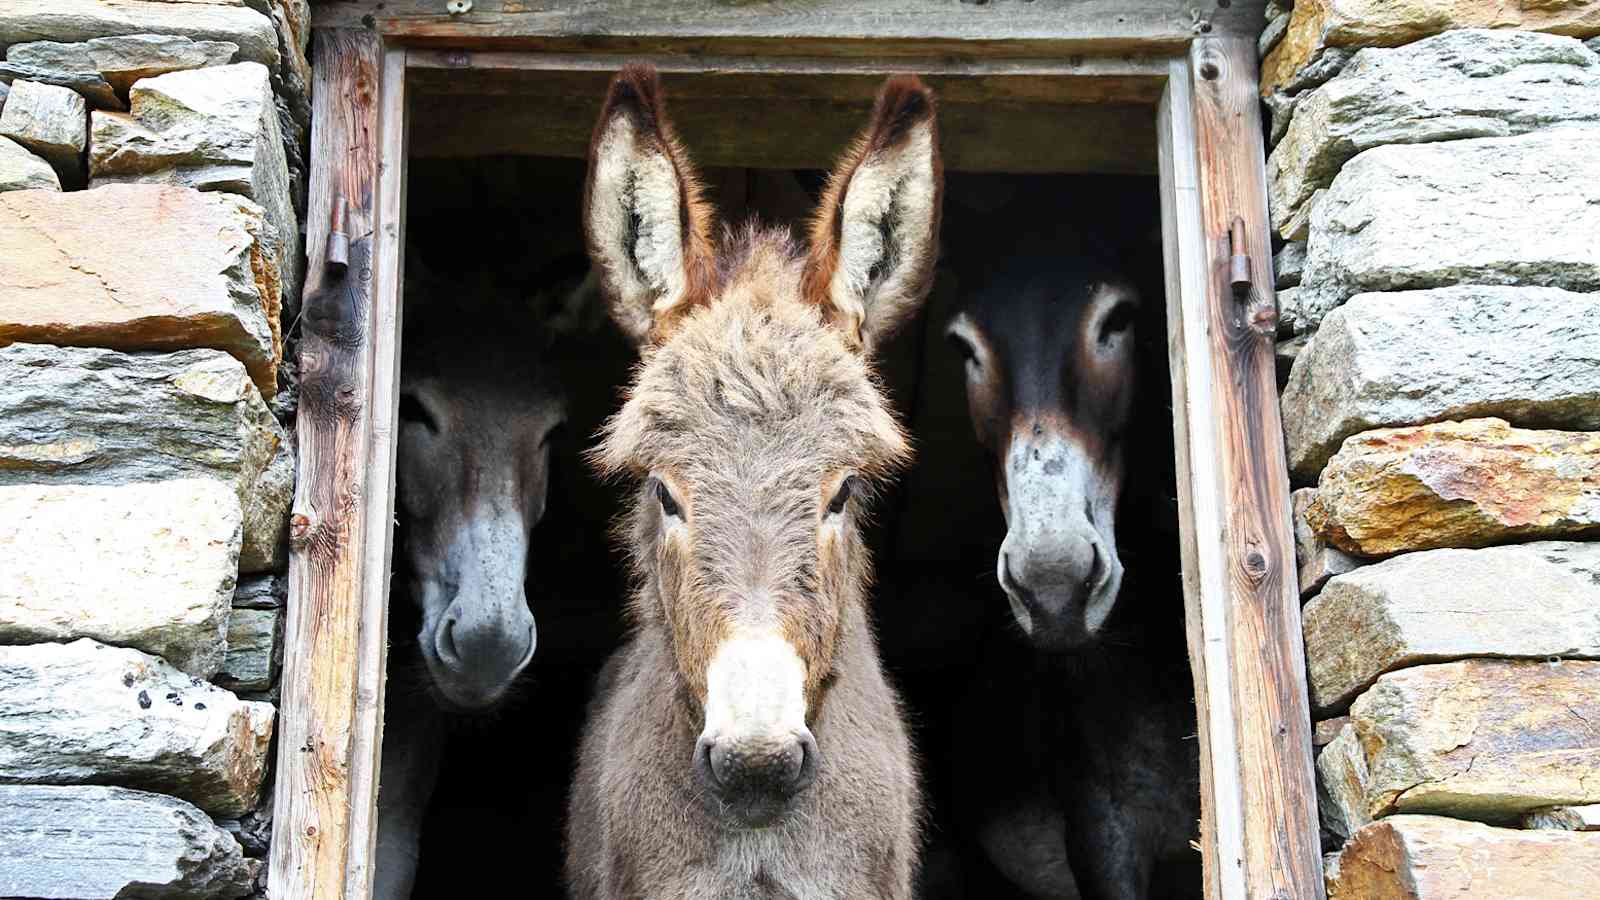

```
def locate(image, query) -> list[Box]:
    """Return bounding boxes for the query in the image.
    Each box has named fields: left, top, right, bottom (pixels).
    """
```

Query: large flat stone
left=1327, top=815, right=1600, bottom=899
left=1317, top=659, right=1600, bottom=830
left=1262, top=0, right=1600, bottom=95
left=1297, top=126, right=1600, bottom=320
left=0, top=480, right=241, bottom=678
left=0, top=184, right=282, bottom=395
left=0, top=63, right=120, bottom=111
left=0, top=639, right=274, bottom=817
left=0, top=343, right=290, bottom=570
left=1282, top=286, right=1600, bottom=480
left=0, top=134, right=58, bottom=192
left=0, top=785, right=256, bottom=900
left=1308, top=418, right=1600, bottom=556
left=1303, top=542, right=1600, bottom=712
left=0, top=79, right=85, bottom=183
left=7, top=33, right=239, bottom=95
left=0, top=1, right=279, bottom=70
left=91, top=62, right=298, bottom=301
left=1270, top=30, right=1600, bottom=235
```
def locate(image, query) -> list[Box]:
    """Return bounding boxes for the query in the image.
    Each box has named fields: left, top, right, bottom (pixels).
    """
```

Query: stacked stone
left=0, top=4, right=306, bottom=898
left=1265, top=12, right=1600, bottom=897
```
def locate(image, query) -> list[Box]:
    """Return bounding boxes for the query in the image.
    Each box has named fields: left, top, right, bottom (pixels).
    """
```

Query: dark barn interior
left=395, top=128, right=1194, bottom=894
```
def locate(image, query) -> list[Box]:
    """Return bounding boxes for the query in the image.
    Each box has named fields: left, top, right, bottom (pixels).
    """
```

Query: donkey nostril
left=436, top=618, right=461, bottom=667
left=1085, top=545, right=1104, bottom=594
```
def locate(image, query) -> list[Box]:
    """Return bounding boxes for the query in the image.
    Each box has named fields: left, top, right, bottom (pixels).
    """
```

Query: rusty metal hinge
left=1228, top=217, right=1251, bottom=300
left=326, top=196, right=349, bottom=272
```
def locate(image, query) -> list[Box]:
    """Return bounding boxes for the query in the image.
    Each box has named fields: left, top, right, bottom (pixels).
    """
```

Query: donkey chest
left=697, top=827, right=845, bottom=900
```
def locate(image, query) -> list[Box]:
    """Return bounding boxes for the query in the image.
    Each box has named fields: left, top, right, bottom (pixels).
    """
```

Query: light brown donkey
left=565, top=66, right=943, bottom=899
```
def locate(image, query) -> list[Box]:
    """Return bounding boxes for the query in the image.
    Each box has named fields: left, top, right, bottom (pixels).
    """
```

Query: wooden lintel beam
left=1159, top=37, right=1325, bottom=900
left=311, top=0, right=1268, bottom=56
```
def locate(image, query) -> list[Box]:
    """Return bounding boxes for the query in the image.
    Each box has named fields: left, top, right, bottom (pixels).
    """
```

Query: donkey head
left=395, top=276, right=576, bottom=711
left=585, top=66, right=941, bottom=827
left=947, top=245, right=1139, bottom=651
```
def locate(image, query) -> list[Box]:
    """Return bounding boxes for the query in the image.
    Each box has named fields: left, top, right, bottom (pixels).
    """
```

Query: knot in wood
left=1243, top=550, right=1268, bottom=578
left=289, top=512, right=314, bottom=548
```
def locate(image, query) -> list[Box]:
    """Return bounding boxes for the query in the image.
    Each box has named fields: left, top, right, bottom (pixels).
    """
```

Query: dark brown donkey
left=946, top=220, right=1199, bottom=900
left=565, top=67, right=942, bottom=899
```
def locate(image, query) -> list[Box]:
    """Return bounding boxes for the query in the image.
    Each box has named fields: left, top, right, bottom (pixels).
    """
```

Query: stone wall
left=0, top=3, right=306, bottom=897
left=1264, top=5, right=1600, bottom=895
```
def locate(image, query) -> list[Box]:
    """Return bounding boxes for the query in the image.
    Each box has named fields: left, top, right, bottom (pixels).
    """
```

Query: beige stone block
left=0, top=639, right=275, bottom=817
left=1319, top=659, right=1600, bottom=828
left=0, top=1, right=278, bottom=70
left=6, top=34, right=238, bottom=95
left=1262, top=0, right=1600, bottom=95
left=1327, top=814, right=1600, bottom=899
left=1308, top=418, right=1600, bottom=557
left=1303, top=542, right=1600, bottom=711
left=0, top=184, right=281, bottom=395
left=0, top=80, right=84, bottom=182
left=0, top=480, right=241, bottom=678
left=0, top=135, right=58, bottom=192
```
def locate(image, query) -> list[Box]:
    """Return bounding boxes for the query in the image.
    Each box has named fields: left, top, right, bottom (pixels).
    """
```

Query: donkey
left=946, top=226, right=1200, bottom=900
left=564, top=66, right=942, bottom=899
left=374, top=266, right=584, bottom=900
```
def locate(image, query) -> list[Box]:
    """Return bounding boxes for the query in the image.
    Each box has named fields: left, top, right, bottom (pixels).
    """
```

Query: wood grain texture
left=1157, top=62, right=1228, bottom=900
left=342, top=44, right=408, bottom=900
left=269, top=28, right=400, bottom=900
left=1171, top=36, right=1324, bottom=900
left=314, top=0, right=1269, bottom=54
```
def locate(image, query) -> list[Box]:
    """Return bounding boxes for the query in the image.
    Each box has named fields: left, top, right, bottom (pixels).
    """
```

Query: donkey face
left=395, top=305, right=566, bottom=711
left=947, top=252, right=1138, bottom=650
left=585, top=66, right=940, bottom=827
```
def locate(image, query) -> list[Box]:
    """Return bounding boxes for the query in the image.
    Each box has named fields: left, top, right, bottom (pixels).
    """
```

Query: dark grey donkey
left=565, top=66, right=942, bottom=899
left=946, top=226, right=1200, bottom=900
left=374, top=265, right=590, bottom=899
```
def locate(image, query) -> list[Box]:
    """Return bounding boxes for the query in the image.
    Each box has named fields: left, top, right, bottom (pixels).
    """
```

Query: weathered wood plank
left=410, top=91, right=1157, bottom=174
left=269, top=28, right=394, bottom=900
left=343, top=43, right=408, bottom=900
left=1157, top=62, right=1227, bottom=900
left=314, top=0, right=1269, bottom=55
left=1181, top=35, right=1324, bottom=900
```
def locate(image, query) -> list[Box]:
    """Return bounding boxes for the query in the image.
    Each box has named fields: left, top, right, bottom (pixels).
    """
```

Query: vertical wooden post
left=271, top=29, right=406, bottom=900
left=1158, top=37, right=1325, bottom=900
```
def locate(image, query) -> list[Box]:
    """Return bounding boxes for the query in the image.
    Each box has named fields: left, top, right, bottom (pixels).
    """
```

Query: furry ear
left=583, top=65, right=717, bottom=346
left=803, top=75, right=943, bottom=354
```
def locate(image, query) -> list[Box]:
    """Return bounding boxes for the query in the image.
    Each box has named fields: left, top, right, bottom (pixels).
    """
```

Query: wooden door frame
left=274, top=20, right=1323, bottom=900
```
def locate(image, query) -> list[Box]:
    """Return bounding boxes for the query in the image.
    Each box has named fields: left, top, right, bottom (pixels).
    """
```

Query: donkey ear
left=803, top=75, right=943, bottom=354
left=584, top=65, right=717, bottom=346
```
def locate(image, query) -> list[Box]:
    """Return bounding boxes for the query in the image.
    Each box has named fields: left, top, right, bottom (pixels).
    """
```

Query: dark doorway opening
left=397, top=159, right=1190, bottom=897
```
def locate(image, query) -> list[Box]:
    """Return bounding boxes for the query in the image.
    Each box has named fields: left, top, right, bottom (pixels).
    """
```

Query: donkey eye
left=398, top=393, right=439, bottom=432
left=946, top=331, right=978, bottom=366
left=827, top=476, right=860, bottom=516
left=655, top=480, right=682, bottom=519
left=1098, top=302, right=1137, bottom=347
